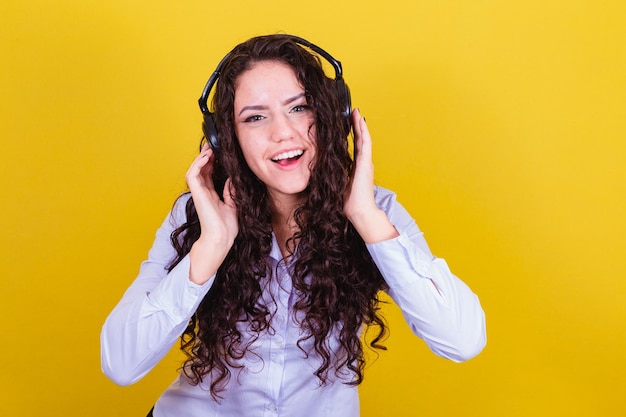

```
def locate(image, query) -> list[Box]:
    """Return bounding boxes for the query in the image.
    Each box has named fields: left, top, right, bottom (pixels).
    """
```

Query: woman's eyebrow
left=238, top=104, right=266, bottom=116
left=282, top=93, right=306, bottom=106
left=238, top=93, right=306, bottom=116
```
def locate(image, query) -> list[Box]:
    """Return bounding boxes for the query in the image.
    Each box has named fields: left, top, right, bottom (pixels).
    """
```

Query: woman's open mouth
left=271, top=149, right=304, bottom=166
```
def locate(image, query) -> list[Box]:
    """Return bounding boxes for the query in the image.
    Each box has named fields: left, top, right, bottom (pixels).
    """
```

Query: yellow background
left=2, top=0, right=625, bottom=416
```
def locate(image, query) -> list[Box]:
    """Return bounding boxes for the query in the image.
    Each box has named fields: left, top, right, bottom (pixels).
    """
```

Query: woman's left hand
left=344, top=108, right=399, bottom=243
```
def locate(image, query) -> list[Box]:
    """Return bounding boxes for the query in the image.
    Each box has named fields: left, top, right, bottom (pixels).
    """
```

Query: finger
left=199, top=137, right=211, bottom=153
left=359, top=116, right=371, bottom=155
left=200, top=141, right=211, bottom=154
left=187, top=148, right=216, bottom=191
left=352, top=108, right=371, bottom=162
left=222, top=177, right=236, bottom=208
left=351, top=108, right=362, bottom=158
left=352, top=107, right=362, bottom=138
left=191, top=147, right=213, bottom=173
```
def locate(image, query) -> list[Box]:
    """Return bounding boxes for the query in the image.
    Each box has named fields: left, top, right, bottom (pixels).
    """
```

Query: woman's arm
left=368, top=188, right=486, bottom=362
left=100, top=195, right=214, bottom=385
left=345, top=108, right=485, bottom=361
left=102, top=145, right=238, bottom=385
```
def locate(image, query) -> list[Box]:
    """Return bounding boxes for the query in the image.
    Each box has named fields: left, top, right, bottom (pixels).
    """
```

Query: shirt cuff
left=366, top=231, right=435, bottom=289
left=145, top=255, right=214, bottom=323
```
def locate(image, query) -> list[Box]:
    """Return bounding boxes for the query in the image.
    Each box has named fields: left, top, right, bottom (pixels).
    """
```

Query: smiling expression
left=233, top=60, right=317, bottom=206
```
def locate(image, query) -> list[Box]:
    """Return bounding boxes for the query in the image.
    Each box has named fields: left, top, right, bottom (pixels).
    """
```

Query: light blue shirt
left=101, top=187, right=486, bottom=417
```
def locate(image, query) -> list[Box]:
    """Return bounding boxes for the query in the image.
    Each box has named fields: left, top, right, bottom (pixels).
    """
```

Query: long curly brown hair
left=168, top=34, right=388, bottom=400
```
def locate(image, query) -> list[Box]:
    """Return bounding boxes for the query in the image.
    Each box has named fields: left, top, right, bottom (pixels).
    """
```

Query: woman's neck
left=268, top=192, right=304, bottom=259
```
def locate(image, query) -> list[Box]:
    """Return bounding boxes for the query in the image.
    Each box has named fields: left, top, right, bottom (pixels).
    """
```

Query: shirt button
left=267, top=403, right=277, bottom=411
left=274, top=337, right=284, bottom=348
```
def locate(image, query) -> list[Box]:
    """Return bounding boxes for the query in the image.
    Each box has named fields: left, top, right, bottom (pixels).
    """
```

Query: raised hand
left=344, top=108, right=399, bottom=244
left=186, top=143, right=239, bottom=284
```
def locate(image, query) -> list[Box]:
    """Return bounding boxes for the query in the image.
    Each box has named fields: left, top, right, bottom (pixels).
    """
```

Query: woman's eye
left=291, top=104, right=310, bottom=113
left=244, top=115, right=264, bottom=123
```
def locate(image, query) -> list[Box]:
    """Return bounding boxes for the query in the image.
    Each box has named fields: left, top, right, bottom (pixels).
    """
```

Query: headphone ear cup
left=335, top=78, right=352, bottom=122
left=202, top=112, right=219, bottom=151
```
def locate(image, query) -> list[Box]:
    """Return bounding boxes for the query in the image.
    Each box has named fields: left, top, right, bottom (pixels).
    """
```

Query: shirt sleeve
left=366, top=187, right=486, bottom=362
left=100, top=194, right=215, bottom=386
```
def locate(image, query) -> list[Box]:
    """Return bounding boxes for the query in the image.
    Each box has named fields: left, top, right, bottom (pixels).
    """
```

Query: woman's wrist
left=349, top=208, right=399, bottom=244
left=188, top=237, right=232, bottom=285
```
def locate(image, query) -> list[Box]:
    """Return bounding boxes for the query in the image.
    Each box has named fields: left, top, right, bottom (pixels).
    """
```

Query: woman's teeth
left=272, top=149, right=303, bottom=162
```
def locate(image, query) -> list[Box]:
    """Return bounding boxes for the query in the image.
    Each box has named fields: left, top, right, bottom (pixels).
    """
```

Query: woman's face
left=233, top=60, right=316, bottom=206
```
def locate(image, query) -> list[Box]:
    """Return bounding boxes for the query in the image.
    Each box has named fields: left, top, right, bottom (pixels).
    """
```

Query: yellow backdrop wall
left=2, top=0, right=625, bottom=416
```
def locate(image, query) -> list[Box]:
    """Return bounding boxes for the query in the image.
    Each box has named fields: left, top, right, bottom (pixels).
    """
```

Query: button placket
left=265, top=265, right=291, bottom=408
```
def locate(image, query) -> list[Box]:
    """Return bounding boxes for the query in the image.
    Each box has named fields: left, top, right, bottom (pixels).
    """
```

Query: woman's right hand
left=186, top=143, right=239, bottom=284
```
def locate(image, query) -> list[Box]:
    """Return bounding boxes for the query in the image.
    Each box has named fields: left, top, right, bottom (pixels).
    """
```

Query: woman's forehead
left=233, top=61, right=304, bottom=105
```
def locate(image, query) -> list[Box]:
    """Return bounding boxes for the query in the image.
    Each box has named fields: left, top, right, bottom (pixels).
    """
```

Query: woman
left=101, top=34, right=486, bottom=417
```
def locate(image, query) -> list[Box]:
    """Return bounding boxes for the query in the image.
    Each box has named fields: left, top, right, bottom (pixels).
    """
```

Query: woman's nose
left=269, top=115, right=296, bottom=142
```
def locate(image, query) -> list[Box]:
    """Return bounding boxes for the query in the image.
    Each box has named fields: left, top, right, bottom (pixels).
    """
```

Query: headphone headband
left=198, top=35, right=351, bottom=151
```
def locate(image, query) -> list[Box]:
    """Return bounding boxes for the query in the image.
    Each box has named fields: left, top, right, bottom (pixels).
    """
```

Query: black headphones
left=197, top=35, right=351, bottom=152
